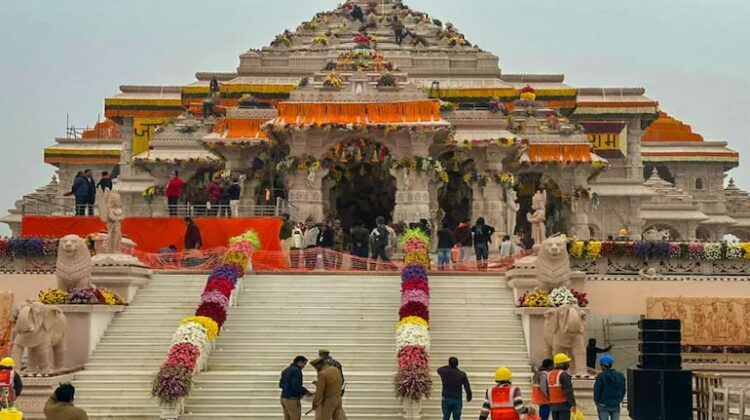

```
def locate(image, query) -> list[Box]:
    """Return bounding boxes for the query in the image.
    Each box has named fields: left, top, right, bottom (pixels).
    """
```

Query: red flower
left=399, top=301, right=429, bottom=322
left=398, top=345, right=429, bottom=370
left=196, top=302, right=227, bottom=327
left=401, top=280, right=429, bottom=295
left=205, top=278, right=233, bottom=298
left=164, top=343, right=201, bottom=372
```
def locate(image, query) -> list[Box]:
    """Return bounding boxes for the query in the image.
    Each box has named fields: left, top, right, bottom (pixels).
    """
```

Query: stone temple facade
left=4, top=0, right=748, bottom=242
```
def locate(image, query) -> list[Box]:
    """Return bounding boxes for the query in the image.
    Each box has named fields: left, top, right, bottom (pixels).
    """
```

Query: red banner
left=21, top=216, right=283, bottom=268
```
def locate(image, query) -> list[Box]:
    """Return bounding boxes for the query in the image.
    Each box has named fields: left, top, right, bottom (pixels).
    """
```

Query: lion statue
left=55, top=234, right=92, bottom=291
left=544, top=304, right=588, bottom=376
left=11, top=301, right=67, bottom=375
left=535, top=235, right=572, bottom=291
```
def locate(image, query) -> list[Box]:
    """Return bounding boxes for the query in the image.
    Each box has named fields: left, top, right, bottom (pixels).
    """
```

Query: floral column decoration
left=395, top=229, right=432, bottom=419
left=151, top=230, right=260, bottom=416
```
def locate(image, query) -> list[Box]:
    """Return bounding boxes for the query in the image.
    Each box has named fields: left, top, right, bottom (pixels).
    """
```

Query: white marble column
left=627, top=118, right=643, bottom=179
left=391, top=168, right=431, bottom=224
left=285, top=168, right=329, bottom=222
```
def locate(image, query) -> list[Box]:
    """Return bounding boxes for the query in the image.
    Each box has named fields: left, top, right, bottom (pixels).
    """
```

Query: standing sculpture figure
left=506, top=188, right=519, bottom=237
left=527, top=190, right=547, bottom=248
left=98, top=189, right=125, bottom=254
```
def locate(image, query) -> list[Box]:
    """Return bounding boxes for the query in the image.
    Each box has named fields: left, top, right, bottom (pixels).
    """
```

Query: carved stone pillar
left=627, top=118, right=644, bottom=179
left=391, top=168, right=430, bottom=224
left=285, top=168, right=329, bottom=222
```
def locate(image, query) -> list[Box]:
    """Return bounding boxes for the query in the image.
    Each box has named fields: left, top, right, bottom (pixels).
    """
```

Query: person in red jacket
left=165, top=171, right=184, bottom=216
left=206, top=176, right=224, bottom=217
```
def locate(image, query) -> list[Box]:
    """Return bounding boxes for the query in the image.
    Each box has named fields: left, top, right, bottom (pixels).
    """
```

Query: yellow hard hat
left=0, top=357, right=14, bottom=368
left=495, top=367, right=512, bottom=382
left=553, top=353, right=571, bottom=365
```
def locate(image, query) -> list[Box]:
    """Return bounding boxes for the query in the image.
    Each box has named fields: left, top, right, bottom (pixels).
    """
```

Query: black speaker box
left=638, top=354, right=682, bottom=370
left=638, top=319, right=681, bottom=330
left=638, top=330, right=681, bottom=343
left=627, top=368, right=692, bottom=420
left=639, top=342, right=682, bottom=355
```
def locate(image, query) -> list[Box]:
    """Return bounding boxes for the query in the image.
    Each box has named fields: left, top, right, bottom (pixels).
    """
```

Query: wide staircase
left=180, top=273, right=530, bottom=419
left=73, top=274, right=207, bottom=419
left=426, top=275, right=532, bottom=418
left=182, top=274, right=403, bottom=419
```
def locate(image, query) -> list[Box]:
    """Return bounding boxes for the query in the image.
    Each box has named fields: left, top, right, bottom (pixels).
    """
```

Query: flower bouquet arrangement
left=401, top=290, right=429, bottom=308
left=163, top=342, right=201, bottom=372
left=550, top=287, right=578, bottom=307
left=402, top=279, right=429, bottom=295
left=401, top=263, right=428, bottom=282
left=99, top=288, right=126, bottom=305
left=152, top=365, right=193, bottom=404
left=394, top=365, right=432, bottom=401
left=210, top=264, right=242, bottom=284
left=520, top=289, right=553, bottom=307
left=196, top=301, right=228, bottom=329
left=398, top=345, right=429, bottom=370
left=402, top=238, right=428, bottom=255
left=38, top=288, right=68, bottom=305
left=396, top=323, right=431, bottom=352
left=205, top=277, right=234, bottom=298
left=323, top=73, right=344, bottom=88
left=400, top=301, right=429, bottom=322
left=222, top=250, right=249, bottom=270
left=313, top=34, right=329, bottom=46
left=570, top=289, right=588, bottom=307
left=229, top=230, right=260, bottom=252
left=488, top=98, right=506, bottom=114
left=404, top=252, right=429, bottom=268
left=142, top=186, right=162, bottom=205
left=171, top=322, right=208, bottom=348
left=498, top=172, right=515, bottom=189
left=400, top=229, right=430, bottom=248
left=180, top=316, right=219, bottom=341
left=67, top=287, right=100, bottom=304
left=397, top=316, right=429, bottom=331
left=200, top=290, right=229, bottom=311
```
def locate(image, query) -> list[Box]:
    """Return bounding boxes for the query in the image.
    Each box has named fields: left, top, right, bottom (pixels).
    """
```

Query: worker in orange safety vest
left=532, top=358, right=554, bottom=420
left=547, top=354, right=577, bottom=420
left=479, top=367, right=535, bottom=420
left=0, top=357, right=22, bottom=409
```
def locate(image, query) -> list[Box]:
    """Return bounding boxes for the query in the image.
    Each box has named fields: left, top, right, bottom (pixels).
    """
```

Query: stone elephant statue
left=543, top=304, right=587, bottom=375
left=11, top=301, right=67, bottom=375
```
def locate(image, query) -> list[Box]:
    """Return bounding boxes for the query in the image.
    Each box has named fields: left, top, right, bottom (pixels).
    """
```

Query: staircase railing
left=708, top=386, right=750, bottom=419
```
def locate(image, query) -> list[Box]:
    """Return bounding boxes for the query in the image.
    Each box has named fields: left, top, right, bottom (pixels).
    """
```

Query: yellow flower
left=569, top=241, right=584, bottom=258
left=181, top=316, right=219, bottom=341
left=397, top=316, right=429, bottom=330
left=404, top=252, right=429, bottom=268
left=586, top=241, right=602, bottom=260
left=38, top=288, right=68, bottom=305
left=223, top=250, right=249, bottom=268
left=740, top=243, right=750, bottom=259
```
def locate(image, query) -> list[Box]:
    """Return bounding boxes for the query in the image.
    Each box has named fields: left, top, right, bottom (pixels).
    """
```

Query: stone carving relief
left=11, top=301, right=67, bottom=375
left=647, top=297, right=749, bottom=346
left=544, top=304, right=588, bottom=375
left=55, top=234, right=92, bottom=291
left=527, top=190, right=547, bottom=247
left=98, top=190, right=125, bottom=254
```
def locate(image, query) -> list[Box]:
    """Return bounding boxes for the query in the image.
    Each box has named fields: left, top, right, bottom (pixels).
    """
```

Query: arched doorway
left=437, top=150, right=474, bottom=228
left=324, top=139, right=395, bottom=230
left=645, top=224, right=681, bottom=241
left=253, top=149, right=287, bottom=206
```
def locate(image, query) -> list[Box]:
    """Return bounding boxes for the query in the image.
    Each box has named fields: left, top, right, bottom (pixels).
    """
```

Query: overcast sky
left=0, top=0, right=748, bottom=235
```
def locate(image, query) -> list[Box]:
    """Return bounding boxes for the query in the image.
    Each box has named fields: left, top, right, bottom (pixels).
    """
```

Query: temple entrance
left=438, top=150, right=474, bottom=228
left=516, top=173, right=565, bottom=239
left=324, top=140, right=395, bottom=230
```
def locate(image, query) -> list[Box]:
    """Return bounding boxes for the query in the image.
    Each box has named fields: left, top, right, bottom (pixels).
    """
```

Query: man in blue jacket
left=280, top=355, right=311, bottom=420
left=593, top=355, right=626, bottom=420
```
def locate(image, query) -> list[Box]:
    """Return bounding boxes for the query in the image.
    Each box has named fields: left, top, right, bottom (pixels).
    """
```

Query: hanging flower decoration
left=0, top=237, right=58, bottom=258
left=153, top=230, right=258, bottom=405
left=569, top=240, right=748, bottom=262
left=323, top=73, right=344, bottom=89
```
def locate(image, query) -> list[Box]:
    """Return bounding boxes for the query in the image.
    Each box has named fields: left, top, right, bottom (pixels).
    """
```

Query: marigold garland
left=396, top=316, right=429, bottom=331
left=38, top=288, right=68, bottom=305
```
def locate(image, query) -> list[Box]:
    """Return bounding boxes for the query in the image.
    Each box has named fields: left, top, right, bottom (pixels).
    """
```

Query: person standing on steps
left=437, top=356, right=472, bottom=420
left=532, top=358, right=554, bottom=420
left=593, top=355, right=626, bottom=420
left=280, top=213, right=294, bottom=267
left=349, top=220, right=370, bottom=270
left=479, top=367, right=534, bottom=420
left=370, top=216, right=390, bottom=269
left=437, top=223, right=456, bottom=271
left=472, top=217, right=495, bottom=270
left=310, top=358, right=345, bottom=420
left=547, top=353, right=577, bottom=420
left=454, top=220, right=473, bottom=262
left=279, top=356, right=311, bottom=420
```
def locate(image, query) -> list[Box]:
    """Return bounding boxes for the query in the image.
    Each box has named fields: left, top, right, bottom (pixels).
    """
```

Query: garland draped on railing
left=569, top=240, right=750, bottom=262
left=151, top=230, right=260, bottom=409
left=395, top=229, right=432, bottom=401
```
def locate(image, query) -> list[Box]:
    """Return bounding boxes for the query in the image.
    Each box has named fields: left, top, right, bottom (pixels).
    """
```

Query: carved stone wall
left=647, top=297, right=750, bottom=346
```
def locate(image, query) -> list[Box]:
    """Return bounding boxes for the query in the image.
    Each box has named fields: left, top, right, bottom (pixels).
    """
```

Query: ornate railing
left=571, top=256, right=750, bottom=276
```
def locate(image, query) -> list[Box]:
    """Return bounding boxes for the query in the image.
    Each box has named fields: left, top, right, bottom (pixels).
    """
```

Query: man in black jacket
left=437, top=357, right=472, bottom=420
left=280, top=356, right=310, bottom=420
left=84, top=169, right=96, bottom=216
left=71, top=172, right=89, bottom=216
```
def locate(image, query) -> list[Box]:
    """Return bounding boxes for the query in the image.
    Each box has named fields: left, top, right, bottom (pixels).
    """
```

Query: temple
left=4, top=0, right=747, bottom=242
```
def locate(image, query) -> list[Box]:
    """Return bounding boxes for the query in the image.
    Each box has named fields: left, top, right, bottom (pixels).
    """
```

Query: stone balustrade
left=571, top=256, right=750, bottom=277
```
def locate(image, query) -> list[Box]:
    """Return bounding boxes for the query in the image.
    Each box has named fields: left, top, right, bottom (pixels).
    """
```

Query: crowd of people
left=67, top=169, right=112, bottom=216
left=278, top=349, right=626, bottom=420
left=279, top=215, right=526, bottom=271
left=436, top=351, right=625, bottom=420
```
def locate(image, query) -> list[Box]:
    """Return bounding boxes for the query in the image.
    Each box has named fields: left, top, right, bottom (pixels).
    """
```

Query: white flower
left=726, top=243, right=744, bottom=260
left=550, top=287, right=577, bottom=307
left=171, top=322, right=208, bottom=348
left=396, top=323, right=431, bottom=351
left=704, top=243, right=722, bottom=261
